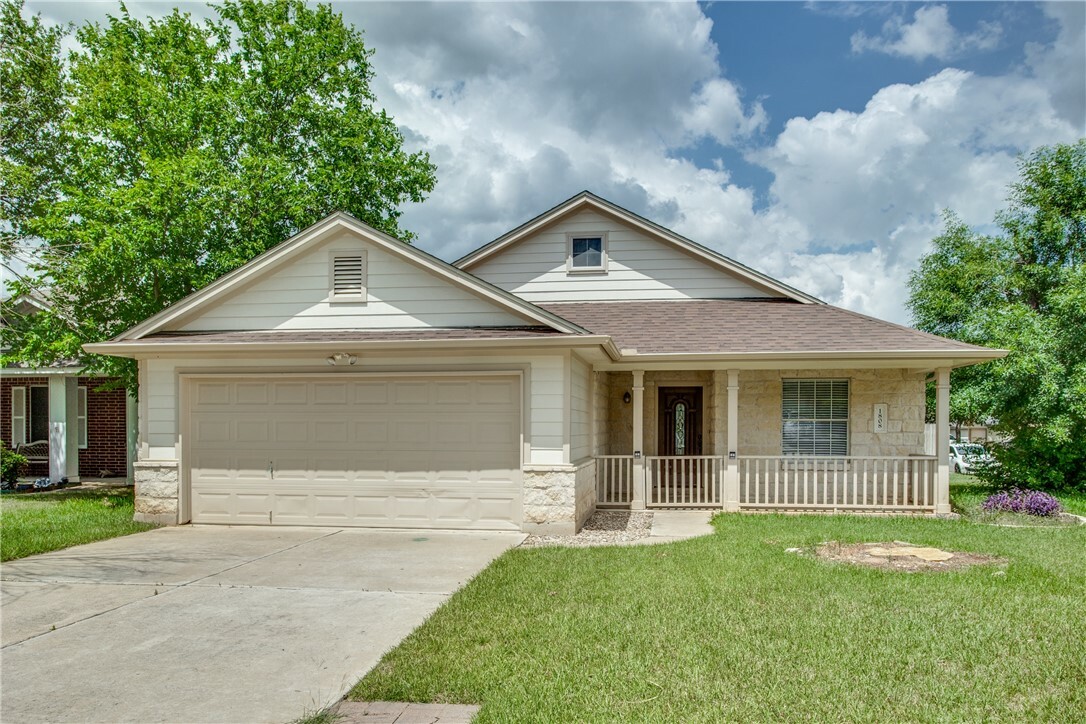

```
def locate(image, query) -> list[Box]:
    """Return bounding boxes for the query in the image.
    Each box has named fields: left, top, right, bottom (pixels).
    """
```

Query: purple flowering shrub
left=981, top=488, right=1064, bottom=517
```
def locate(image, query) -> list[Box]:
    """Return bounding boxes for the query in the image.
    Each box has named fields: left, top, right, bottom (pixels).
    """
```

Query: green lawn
left=0, top=487, right=156, bottom=562
left=350, top=499, right=1086, bottom=721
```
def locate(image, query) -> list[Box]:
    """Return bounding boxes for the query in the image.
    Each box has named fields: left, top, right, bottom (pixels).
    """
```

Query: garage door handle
left=268, top=461, right=274, bottom=479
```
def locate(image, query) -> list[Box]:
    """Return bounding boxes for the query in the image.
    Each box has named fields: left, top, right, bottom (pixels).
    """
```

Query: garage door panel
left=273, top=419, right=310, bottom=443
left=235, top=420, right=270, bottom=443
left=271, top=383, right=308, bottom=404
left=353, top=421, right=388, bottom=443
left=312, top=382, right=349, bottom=404
left=188, top=375, right=521, bottom=529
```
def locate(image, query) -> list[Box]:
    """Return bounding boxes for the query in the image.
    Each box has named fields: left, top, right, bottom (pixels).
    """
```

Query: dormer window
left=567, top=233, right=608, bottom=274
left=329, top=250, right=367, bottom=302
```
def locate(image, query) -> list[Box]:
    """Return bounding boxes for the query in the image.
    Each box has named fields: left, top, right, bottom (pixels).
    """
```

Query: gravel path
left=520, top=510, right=654, bottom=547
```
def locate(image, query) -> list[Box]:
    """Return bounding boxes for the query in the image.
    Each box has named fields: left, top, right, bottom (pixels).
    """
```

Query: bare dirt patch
left=799, top=541, right=1006, bottom=572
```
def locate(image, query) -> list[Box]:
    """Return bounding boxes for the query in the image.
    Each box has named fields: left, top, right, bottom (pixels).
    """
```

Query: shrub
left=981, top=488, right=1063, bottom=517
left=1, top=442, right=28, bottom=487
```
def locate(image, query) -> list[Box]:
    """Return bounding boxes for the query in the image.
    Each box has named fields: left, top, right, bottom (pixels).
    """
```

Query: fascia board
left=594, top=348, right=1007, bottom=371
left=83, top=334, right=616, bottom=358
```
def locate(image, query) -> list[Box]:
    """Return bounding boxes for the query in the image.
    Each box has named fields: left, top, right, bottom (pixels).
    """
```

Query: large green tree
left=1, top=0, right=436, bottom=387
left=0, top=0, right=67, bottom=259
left=908, top=140, right=1086, bottom=492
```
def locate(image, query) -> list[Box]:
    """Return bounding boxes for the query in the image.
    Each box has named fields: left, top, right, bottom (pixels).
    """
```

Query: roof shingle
left=539, top=300, right=990, bottom=355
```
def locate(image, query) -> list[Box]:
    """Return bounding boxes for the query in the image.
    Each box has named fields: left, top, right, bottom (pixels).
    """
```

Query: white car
left=949, top=443, right=993, bottom=474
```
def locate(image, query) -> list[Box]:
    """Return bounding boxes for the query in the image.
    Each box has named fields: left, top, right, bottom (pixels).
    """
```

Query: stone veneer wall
left=522, top=460, right=596, bottom=535
left=133, top=460, right=180, bottom=525
left=593, top=371, right=610, bottom=457
left=574, top=458, right=597, bottom=530
left=738, top=369, right=926, bottom=456
left=603, top=371, right=633, bottom=455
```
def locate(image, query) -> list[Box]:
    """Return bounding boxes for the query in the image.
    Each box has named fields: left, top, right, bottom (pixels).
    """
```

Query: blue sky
left=694, top=2, right=1064, bottom=202
left=15, top=1, right=1086, bottom=323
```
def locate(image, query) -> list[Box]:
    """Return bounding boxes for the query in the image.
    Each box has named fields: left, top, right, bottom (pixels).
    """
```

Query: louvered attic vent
left=330, top=252, right=367, bottom=301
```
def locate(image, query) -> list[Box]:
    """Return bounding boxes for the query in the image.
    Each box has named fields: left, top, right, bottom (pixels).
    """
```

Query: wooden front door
left=658, top=387, right=702, bottom=456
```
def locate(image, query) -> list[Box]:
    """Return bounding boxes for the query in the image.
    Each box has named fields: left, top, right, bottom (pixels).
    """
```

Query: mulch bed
left=799, top=540, right=1006, bottom=572
left=521, top=510, right=654, bottom=547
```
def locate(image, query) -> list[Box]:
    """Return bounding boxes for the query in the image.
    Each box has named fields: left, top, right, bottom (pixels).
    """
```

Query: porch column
left=48, top=376, right=79, bottom=483
left=935, top=367, right=951, bottom=514
left=630, top=369, right=646, bottom=510
left=723, top=369, right=740, bottom=511
left=126, top=390, right=139, bottom=483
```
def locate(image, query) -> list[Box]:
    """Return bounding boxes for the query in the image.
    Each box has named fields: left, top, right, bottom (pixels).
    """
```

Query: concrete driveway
left=1, top=526, right=524, bottom=723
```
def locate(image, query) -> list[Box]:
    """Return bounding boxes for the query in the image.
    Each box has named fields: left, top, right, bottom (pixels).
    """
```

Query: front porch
left=589, top=367, right=952, bottom=515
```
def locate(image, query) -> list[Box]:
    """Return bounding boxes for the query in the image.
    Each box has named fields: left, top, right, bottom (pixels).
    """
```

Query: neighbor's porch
left=590, top=368, right=951, bottom=514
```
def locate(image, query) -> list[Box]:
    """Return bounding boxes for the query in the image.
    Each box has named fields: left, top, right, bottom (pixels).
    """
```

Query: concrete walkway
left=1, top=526, right=523, bottom=724
left=646, top=510, right=716, bottom=542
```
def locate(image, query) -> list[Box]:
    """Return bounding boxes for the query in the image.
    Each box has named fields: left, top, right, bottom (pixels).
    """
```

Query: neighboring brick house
left=2, top=295, right=134, bottom=482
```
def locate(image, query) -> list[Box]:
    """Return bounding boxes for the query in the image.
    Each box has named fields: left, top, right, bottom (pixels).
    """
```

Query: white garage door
left=186, top=375, right=522, bottom=530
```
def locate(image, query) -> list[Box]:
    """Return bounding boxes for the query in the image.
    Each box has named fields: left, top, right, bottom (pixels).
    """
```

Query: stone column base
left=133, top=460, right=180, bottom=525
left=522, top=465, right=577, bottom=535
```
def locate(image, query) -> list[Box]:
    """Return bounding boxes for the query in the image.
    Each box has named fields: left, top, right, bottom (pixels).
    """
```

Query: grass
left=0, top=487, right=156, bottom=562
left=350, top=500, right=1086, bottom=721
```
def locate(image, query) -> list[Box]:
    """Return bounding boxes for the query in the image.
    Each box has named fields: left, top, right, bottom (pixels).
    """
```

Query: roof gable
left=119, top=213, right=586, bottom=340
left=455, top=192, right=821, bottom=304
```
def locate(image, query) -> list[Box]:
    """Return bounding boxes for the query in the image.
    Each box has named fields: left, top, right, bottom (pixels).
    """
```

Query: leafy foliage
left=1, top=441, right=28, bottom=486
left=1, top=0, right=436, bottom=389
left=908, top=140, right=1086, bottom=492
left=0, top=0, right=68, bottom=258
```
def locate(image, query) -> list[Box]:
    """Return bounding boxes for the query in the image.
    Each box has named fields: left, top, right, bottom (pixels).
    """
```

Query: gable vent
left=330, top=252, right=366, bottom=300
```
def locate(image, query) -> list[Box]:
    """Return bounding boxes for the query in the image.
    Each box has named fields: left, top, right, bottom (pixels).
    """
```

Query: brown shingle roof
left=539, top=300, right=991, bottom=355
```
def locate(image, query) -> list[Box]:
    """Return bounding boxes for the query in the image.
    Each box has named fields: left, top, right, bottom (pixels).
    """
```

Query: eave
left=84, top=334, right=623, bottom=361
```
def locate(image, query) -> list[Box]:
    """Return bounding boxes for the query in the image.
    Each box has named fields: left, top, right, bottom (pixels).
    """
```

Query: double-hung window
left=782, top=379, right=849, bottom=456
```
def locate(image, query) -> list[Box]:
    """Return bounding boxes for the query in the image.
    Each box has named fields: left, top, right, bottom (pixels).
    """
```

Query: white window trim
left=78, top=386, right=88, bottom=449
left=781, top=378, right=850, bottom=456
left=328, top=249, right=368, bottom=304
left=566, top=232, right=608, bottom=275
left=11, top=386, right=26, bottom=446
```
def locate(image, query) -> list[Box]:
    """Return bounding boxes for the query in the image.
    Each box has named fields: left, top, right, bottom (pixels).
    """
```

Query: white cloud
left=851, top=5, right=1003, bottom=62
left=1025, top=1, right=1086, bottom=130
left=750, top=64, right=1079, bottom=314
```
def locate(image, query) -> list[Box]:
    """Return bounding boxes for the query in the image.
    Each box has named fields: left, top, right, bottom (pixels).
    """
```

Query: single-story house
left=86, top=192, right=1005, bottom=532
left=3, top=294, right=136, bottom=482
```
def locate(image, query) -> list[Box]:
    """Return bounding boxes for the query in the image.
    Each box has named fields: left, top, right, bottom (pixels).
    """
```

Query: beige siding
left=470, top=209, right=777, bottom=302
left=175, top=230, right=528, bottom=332
left=570, top=354, right=591, bottom=462
left=141, top=352, right=568, bottom=465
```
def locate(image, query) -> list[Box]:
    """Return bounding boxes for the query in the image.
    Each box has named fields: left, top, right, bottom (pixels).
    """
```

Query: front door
left=658, top=387, right=702, bottom=456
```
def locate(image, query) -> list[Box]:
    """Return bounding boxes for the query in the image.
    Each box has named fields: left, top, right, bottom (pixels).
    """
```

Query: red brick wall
left=0, top=375, right=129, bottom=479
left=79, top=377, right=129, bottom=478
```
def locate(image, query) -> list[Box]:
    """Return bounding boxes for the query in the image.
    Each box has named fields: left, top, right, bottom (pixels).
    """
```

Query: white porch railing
left=596, top=455, right=634, bottom=506
left=738, top=455, right=937, bottom=511
left=647, top=456, right=723, bottom=507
